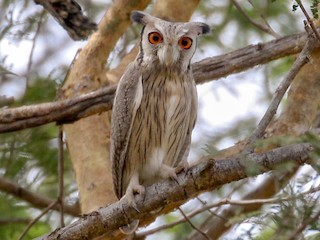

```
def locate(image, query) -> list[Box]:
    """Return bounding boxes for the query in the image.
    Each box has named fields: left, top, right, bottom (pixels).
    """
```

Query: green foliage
left=291, top=0, right=319, bottom=18
left=311, top=0, right=320, bottom=18
left=239, top=174, right=320, bottom=240
left=21, top=77, right=57, bottom=104
left=1, top=0, right=320, bottom=239
left=202, top=143, right=219, bottom=156
left=0, top=195, right=50, bottom=240
left=254, top=225, right=276, bottom=240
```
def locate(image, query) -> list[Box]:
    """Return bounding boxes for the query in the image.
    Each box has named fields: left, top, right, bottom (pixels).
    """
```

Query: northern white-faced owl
left=111, top=10, right=209, bottom=218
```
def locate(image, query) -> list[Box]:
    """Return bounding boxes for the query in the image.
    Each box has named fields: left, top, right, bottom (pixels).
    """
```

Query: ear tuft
left=200, top=23, right=210, bottom=35
left=131, top=11, right=147, bottom=25
left=188, top=22, right=210, bottom=36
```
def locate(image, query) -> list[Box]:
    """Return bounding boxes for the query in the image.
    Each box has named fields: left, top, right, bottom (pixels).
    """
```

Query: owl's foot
left=119, top=175, right=144, bottom=235
left=175, top=160, right=189, bottom=174
left=159, top=164, right=179, bottom=183
left=122, top=172, right=145, bottom=212
left=124, top=183, right=145, bottom=212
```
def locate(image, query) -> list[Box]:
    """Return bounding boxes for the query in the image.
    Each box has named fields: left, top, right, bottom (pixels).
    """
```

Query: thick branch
left=0, top=176, right=80, bottom=216
left=0, top=85, right=116, bottom=133
left=0, top=31, right=308, bottom=133
left=193, top=31, right=306, bottom=84
left=34, top=0, right=97, bottom=40
left=36, top=143, right=313, bottom=240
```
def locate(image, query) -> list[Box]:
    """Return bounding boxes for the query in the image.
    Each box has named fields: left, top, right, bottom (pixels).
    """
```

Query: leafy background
left=0, top=0, right=319, bottom=239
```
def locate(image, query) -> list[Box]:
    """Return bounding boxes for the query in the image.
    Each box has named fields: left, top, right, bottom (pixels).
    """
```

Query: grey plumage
left=110, top=11, right=209, bottom=232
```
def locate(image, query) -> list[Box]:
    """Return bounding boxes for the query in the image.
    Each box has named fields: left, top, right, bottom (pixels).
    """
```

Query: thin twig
left=247, top=0, right=280, bottom=37
left=137, top=189, right=241, bottom=237
left=178, top=208, right=211, bottom=240
left=295, top=0, right=320, bottom=42
left=59, top=48, right=82, bottom=88
left=18, top=200, right=59, bottom=240
left=196, top=197, right=224, bottom=218
left=25, top=10, right=46, bottom=89
left=136, top=213, right=188, bottom=237
left=190, top=182, right=247, bottom=239
left=285, top=207, right=320, bottom=240
left=194, top=183, right=320, bottom=211
left=0, top=176, right=79, bottom=216
left=243, top=33, right=317, bottom=153
left=58, top=126, right=65, bottom=227
left=231, top=0, right=279, bottom=38
left=195, top=181, right=246, bottom=220
left=137, top=182, right=320, bottom=238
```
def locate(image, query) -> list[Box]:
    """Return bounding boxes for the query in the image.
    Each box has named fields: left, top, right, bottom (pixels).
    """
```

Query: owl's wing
left=111, top=63, right=143, bottom=199
left=176, top=80, right=198, bottom=167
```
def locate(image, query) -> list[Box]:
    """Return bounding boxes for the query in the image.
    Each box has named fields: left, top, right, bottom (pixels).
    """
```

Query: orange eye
left=178, top=37, right=192, bottom=49
left=148, top=32, right=163, bottom=44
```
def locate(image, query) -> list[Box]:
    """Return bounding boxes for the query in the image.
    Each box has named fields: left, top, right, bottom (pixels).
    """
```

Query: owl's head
left=131, top=11, right=209, bottom=71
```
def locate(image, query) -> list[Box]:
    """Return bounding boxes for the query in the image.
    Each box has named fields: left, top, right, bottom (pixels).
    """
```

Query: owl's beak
left=157, top=45, right=180, bottom=66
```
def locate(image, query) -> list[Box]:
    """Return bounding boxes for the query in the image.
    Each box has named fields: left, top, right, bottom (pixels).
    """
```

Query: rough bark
left=34, top=0, right=97, bottom=40
left=36, top=143, right=313, bottom=240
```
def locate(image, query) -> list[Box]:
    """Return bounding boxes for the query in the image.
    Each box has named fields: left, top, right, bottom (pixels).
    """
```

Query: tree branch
left=0, top=176, right=80, bottom=216
left=36, top=143, right=313, bottom=240
left=177, top=208, right=210, bottom=240
left=0, top=85, right=116, bottom=133
left=0, top=31, right=310, bottom=133
left=193, top=21, right=320, bottom=239
left=231, top=0, right=279, bottom=38
left=244, top=33, right=316, bottom=153
left=0, top=218, right=31, bottom=225
left=286, top=208, right=320, bottom=240
left=18, top=200, right=59, bottom=240
left=193, top=31, right=307, bottom=84
left=34, top=0, right=97, bottom=40
left=138, top=182, right=320, bottom=238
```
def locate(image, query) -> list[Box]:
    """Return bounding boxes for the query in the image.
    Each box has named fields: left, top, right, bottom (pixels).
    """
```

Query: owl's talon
left=176, top=161, right=189, bottom=177
left=175, top=161, right=189, bottom=174
left=170, top=172, right=179, bottom=183
left=124, top=183, right=145, bottom=212
left=159, top=164, right=181, bottom=185
left=130, top=200, right=140, bottom=213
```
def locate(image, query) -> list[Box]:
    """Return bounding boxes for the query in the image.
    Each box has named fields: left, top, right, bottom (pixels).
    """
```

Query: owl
left=110, top=11, right=209, bottom=230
